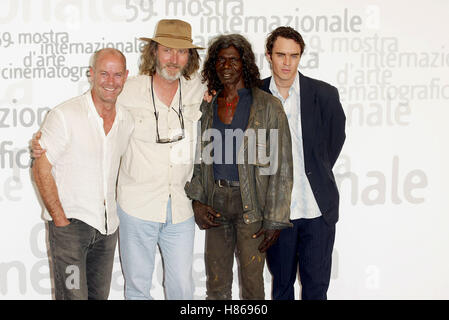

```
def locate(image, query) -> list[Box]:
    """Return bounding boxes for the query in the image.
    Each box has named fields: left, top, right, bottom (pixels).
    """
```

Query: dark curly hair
left=266, top=26, right=305, bottom=57
left=201, top=34, right=262, bottom=95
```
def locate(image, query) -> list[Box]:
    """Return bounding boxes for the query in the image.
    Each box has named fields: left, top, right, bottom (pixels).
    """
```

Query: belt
left=215, top=179, right=240, bottom=188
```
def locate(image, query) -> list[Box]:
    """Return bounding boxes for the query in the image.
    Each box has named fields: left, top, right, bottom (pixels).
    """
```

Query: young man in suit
left=262, top=26, right=346, bottom=300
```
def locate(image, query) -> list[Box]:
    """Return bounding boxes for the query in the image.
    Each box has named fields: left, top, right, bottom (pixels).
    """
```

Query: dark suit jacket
left=261, top=72, right=346, bottom=225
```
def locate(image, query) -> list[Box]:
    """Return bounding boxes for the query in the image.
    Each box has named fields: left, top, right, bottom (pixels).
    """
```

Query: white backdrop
left=1, top=0, right=448, bottom=300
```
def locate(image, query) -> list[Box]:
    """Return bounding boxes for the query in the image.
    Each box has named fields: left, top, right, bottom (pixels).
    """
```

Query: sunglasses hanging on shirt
left=151, top=76, right=185, bottom=144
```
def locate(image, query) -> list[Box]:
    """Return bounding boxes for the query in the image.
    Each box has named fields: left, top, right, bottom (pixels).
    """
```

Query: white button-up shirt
left=40, top=91, right=134, bottom=235
left=269, top=73, right=321, bottom=220
left=116, top=74, right=205, bottom=224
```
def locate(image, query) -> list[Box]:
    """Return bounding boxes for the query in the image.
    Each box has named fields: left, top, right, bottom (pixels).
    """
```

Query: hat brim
left=139, top=37, right=204, bottom=49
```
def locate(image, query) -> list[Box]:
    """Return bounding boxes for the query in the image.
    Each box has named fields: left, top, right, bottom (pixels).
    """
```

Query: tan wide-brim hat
left=140, top=19, right=204, bottom=49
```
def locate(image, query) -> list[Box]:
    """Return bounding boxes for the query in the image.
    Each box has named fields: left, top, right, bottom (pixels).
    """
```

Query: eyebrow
left=274, top=51, right=300, bottom=55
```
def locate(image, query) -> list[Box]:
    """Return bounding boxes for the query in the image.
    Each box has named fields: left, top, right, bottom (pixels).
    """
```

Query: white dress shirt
left=116, top=74, right=205, bottom=224
left=269, top=73, right=321, bottom=220
left=40, top=91, right=134, bottom=235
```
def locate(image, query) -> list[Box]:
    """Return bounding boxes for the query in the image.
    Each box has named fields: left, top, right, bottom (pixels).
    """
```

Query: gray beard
left=156, top=64, right=182, bottom=81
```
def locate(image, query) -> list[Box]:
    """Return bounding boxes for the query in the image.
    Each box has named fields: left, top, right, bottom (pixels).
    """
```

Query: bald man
left=32, top=48, right=134, bottom=300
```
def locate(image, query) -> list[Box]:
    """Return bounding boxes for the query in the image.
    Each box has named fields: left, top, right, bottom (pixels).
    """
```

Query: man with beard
left=32, top=20, right=205, bottom=300
left=115, top=19, right=205, bottom=300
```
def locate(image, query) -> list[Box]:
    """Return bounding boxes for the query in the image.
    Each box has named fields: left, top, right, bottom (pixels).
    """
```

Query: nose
left=105, top=74, right=114, bottom=85
left=283, top=55, right=290, bottom=66
left=170, top=50, right=179, bottom=64
left=223, top=58, right=232, bottom=69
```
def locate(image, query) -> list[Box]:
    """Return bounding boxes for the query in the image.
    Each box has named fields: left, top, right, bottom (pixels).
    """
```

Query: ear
left=265, top=52, right=272, bottom=64
left=88, top=67, right=94, bottom=80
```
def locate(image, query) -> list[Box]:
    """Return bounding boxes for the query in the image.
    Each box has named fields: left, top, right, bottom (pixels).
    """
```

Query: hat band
left=155, top=33, right=192, bottom=42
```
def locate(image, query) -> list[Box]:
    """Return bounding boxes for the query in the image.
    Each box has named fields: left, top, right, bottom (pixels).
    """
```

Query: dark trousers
left=266, top=216, right=335, bottom=300
left=205, top=185, right=265, bottom=300
left=48, top=218, right=118, bottom=300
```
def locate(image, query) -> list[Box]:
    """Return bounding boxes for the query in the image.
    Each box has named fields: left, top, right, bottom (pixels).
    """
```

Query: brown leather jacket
left=184, top=87, right=293, bottom=229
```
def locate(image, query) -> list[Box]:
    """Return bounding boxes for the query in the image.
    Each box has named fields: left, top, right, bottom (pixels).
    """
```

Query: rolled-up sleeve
left=40, top=109, right=68, bottom=165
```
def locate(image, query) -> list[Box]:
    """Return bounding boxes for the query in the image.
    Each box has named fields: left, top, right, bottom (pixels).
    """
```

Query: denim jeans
left=205, top=185, right=265, bottom=300
left=117, top=197, right=195, bottom=300
left=48, top=218, right=118, bottom=300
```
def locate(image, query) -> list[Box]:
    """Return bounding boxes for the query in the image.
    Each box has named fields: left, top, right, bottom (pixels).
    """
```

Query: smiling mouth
left=166, top=64, right=180, bottom=70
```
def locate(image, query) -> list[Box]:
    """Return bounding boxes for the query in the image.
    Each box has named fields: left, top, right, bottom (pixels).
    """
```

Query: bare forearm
left=32, top=157, right=67, bottom=224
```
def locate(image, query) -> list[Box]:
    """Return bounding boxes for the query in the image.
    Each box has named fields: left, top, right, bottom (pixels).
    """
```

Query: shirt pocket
left=132, top=111, right=156, bottom=143
left=168, top=104, right=201, bottom=166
